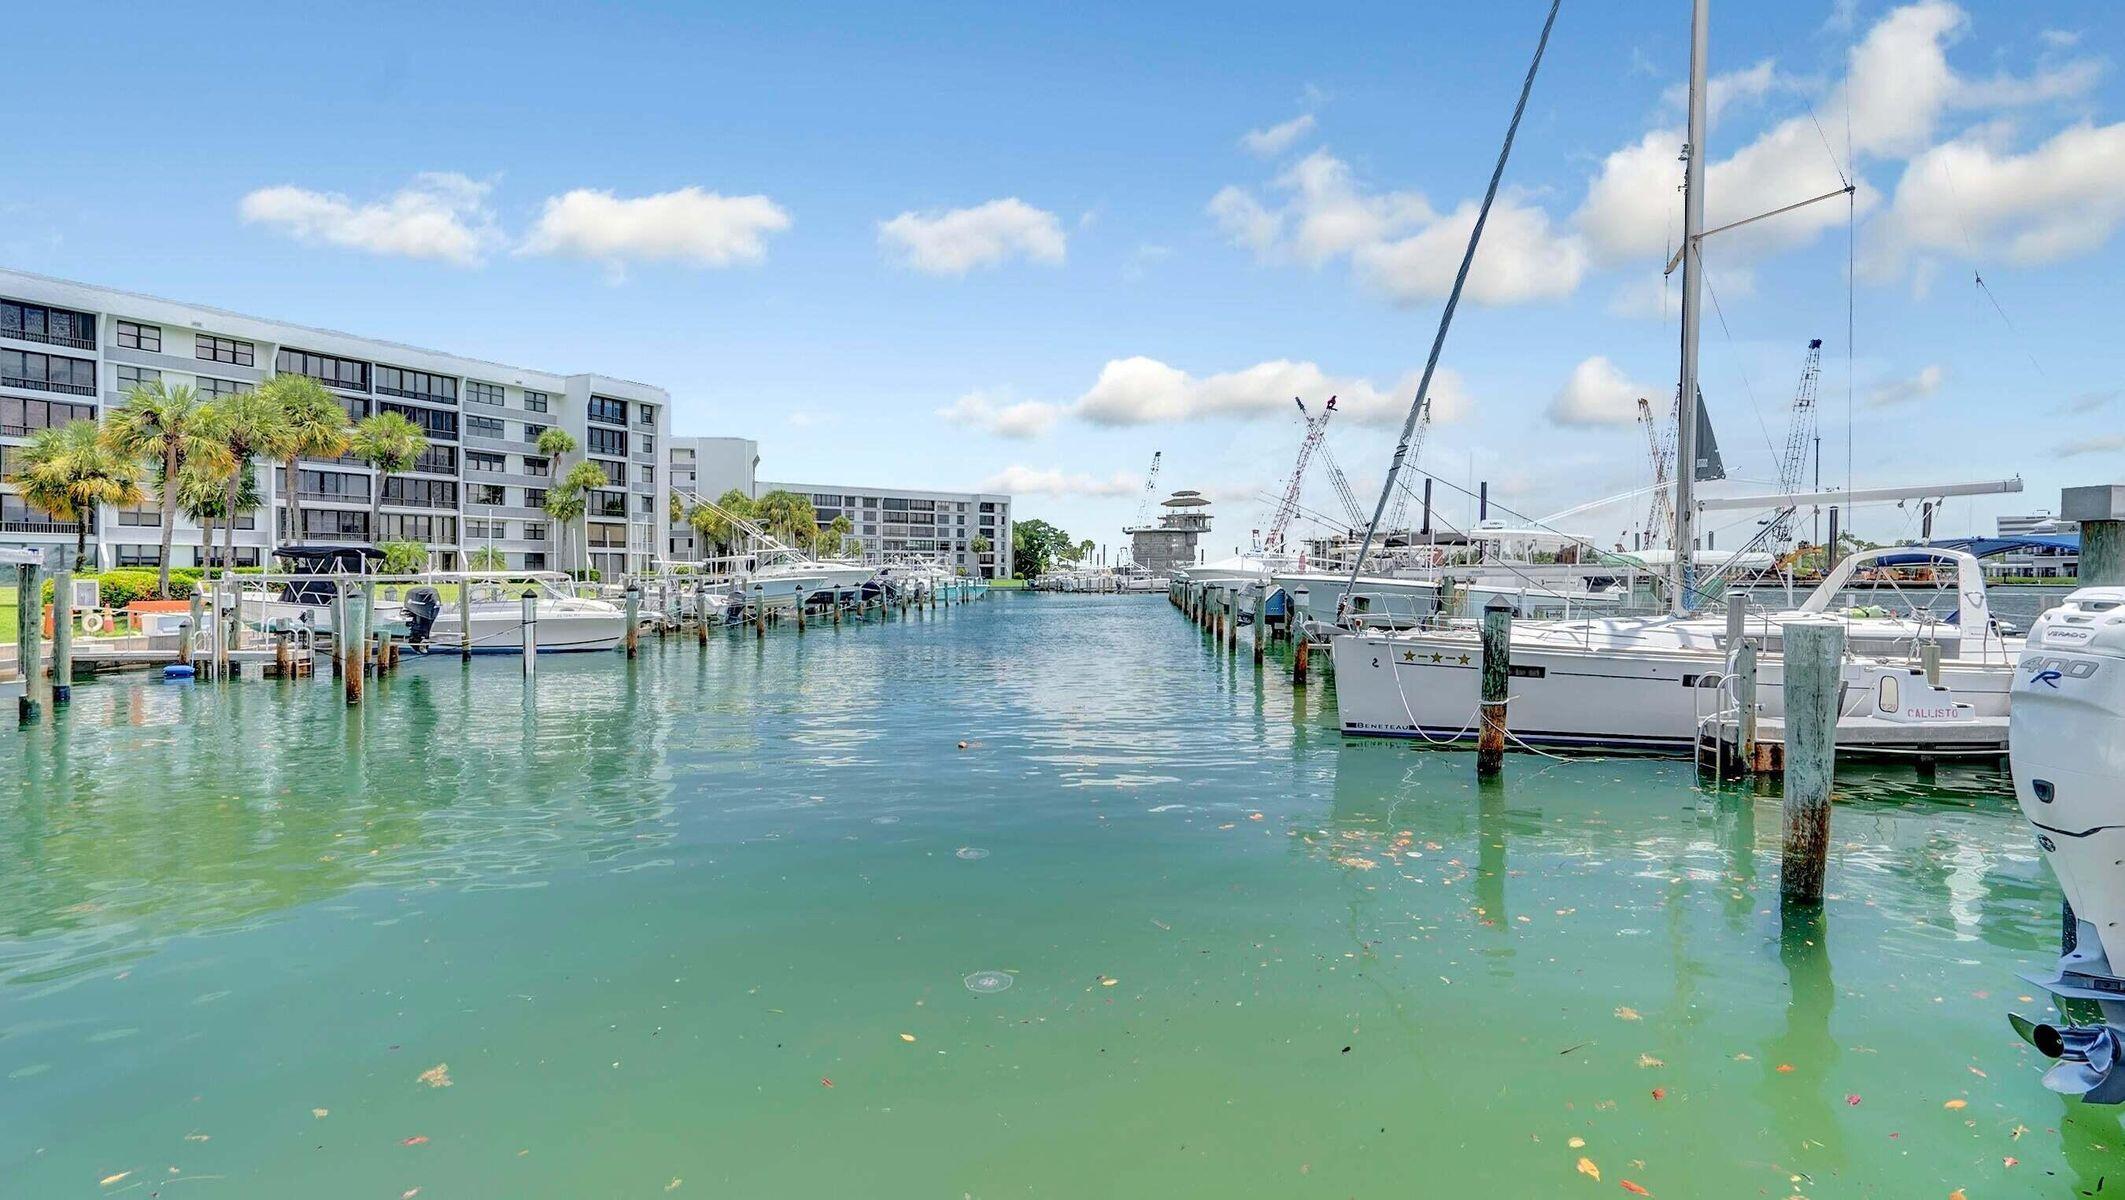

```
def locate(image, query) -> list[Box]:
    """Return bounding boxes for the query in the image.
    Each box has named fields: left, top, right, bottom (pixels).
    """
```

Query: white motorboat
left=394, top=579, right=629, bottom=654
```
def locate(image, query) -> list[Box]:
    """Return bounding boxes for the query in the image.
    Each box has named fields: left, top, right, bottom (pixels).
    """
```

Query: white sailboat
left=1327, top=0, right=2020, bottom=754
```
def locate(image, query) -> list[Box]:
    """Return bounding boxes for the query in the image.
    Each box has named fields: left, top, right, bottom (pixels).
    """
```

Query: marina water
left=1, top=593, right=2113, bottom=1196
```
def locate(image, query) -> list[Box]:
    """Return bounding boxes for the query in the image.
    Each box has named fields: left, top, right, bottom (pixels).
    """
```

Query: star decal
left=1401, top=650, right=1417, bottom=663
left=1457, top=654, right=1471, bottom=665
left=1429, top=652, right=1444, bottom=663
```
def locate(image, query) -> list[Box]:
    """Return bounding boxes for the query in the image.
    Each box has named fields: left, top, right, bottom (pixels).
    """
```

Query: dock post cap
left=1482, top=594, right=1514, bottom=611
left=2062, top=484, right=2125, bottom=523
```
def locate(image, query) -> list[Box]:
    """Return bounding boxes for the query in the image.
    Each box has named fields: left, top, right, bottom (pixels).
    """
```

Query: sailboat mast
left=1670, top=0, right=1709, bottom=615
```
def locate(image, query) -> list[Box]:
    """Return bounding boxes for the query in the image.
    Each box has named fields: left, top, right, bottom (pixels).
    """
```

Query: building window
left=636, top=407, right=657, bottom=428
left=1, top=349, right=96, bottom=396
left=522, top=456, right=550, bottom=477
left=523, top=488, right=547, bottom=509
left=522, top=552, right=546, bottom=569
left=465, top=518, right=503, bottom=539
left=587, top=395, right=626, bottom=425
left=195, top=375, right=250, bottom=400
left=523, top=521, right=547, bottom=542
left=465, top=380, right=504, bottom=406
left=115, top=545, right=162, bottom=567
left=2, top=494, right=93, bottom=532
left=382, top=477, right=458, bottom=508
left=0, top=395, right=96, bottom=435
left=275, top=347, right=369, bottom=391
left=375, top=365, right=457, bottom=403
left=638, top=463, right=655, bottom=485
left=116, top=505, right=162, bottom=527
left=195, top=333, right=255, bottom=366
left=380, top=513, right=456, bottom=543
left=114, top=364, right=163, bottom=393
left=466, top=450, right=505, bottom=473
left=522, top=422, right=548, bottom=443
left=299, top=508, right=370, bottom=539
left=638, top=434, right=655, bottom=455
left=410, top=444, right=458, bottom=474
left=523, top=390, right=549, bottom=413
left=587, top=426, right=627, bottom=456
left=589, top=489, right=628, bottom=518
left=586, top=521, right=629, bottom=548
left=289, top=468, right=369, bottom=501
left=380, top=401, right=457, bottom=441
left=592, top=459, right=625, bottom=488
left=469, top=483, right=504, bottom=506
left=1, top=300, right=96, bottom=349
left=115, top=320, right=162, bottom=352
left=465, top=414, right=505, bottom=439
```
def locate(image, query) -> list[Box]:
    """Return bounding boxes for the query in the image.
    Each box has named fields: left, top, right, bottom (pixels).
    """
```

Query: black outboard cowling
left=402, top=586, right=443, bottom=646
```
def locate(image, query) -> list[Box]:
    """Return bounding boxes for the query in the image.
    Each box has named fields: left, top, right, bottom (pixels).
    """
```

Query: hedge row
left=30, top=567, right=265, bottom=607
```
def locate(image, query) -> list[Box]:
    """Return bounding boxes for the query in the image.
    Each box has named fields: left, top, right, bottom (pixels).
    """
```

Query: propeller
left=2010, top=1013, right=2125, bottom=1104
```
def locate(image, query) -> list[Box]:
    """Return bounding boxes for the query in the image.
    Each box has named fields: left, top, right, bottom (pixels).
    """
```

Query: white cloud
left=521, top=186, right=791, bottom=269
left=977, top=465, right=1139, bottom=497
left=1662, top=59, right=1788, bottom=124
left=2040, top=29, right=2081, bottom=49
left=1549, top=356, right=1657, bottom=427
left=1867, top=122, right=2125, bottom=274
left=878, top=198, right=1066, bottom=275
left=1240, top=113, right=1318, bottom=158
left=1210, top=150, right=1584, bottom=306
left=239, top=173, right=498, bottom=265
left=1575, top=1, right=2105, bottom=272
left=1864, top=363, right=1946, bottom=408
left=935, top=390, right=1062, bottom=439
left=1070, top=355, right=1466, bottom=428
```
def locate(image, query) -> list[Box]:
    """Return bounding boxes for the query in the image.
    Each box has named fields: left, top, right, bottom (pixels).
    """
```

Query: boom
left=1382, top=396, right=1433, bottom=534
left=1769, top=339, right=1822, bottom=546
left=1638, top=396, right=1676, bottom=550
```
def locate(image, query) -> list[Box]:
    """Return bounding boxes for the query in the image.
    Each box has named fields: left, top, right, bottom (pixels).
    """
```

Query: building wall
left=666, top=436, right=759, bottom=563
left=756, top=481, right=1012, bottom=578
left=1, top=269, right=668, bottom=577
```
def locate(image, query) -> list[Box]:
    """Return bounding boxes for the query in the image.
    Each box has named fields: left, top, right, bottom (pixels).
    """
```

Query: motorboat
left=394, top=577, right=629, bottom=654
left=2007, top=586, right=2125, bottom=1102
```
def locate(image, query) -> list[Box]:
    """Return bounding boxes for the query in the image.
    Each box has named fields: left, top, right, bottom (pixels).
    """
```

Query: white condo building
left=0, top=269, right=669, bottom=580
left=756, top=482, right=1012, bottom=579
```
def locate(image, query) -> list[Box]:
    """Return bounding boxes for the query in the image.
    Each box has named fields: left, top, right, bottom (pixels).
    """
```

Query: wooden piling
left=1735, top=639, right=1760, bottom=771
left=521, top=589, right=539, bottom=676
left=625, top=584, right=641, bottom=658
left=50, top=553, right=73, bottom=704
left=275, top=630, right=292, bottom=677
left=343, top=589, right=365, bottom=706
left=1477, top=597, right=1512, bottom=777
left=185, top=589, right=203, bottom=668
left=1779, top=618, right=1845, bottom=906
left=459, top=580, right=473, bottom=660
left=15, top=561, right=42, bottom=722
left=1293, top=637, right=1311, bottom=687
left=696, top=585, right=711, bottom=645
left=1253, top=590, right=1266, bottom=666
left=754, top=587, right=766, bottom=639
left=330, top=589, right=347, bottom=677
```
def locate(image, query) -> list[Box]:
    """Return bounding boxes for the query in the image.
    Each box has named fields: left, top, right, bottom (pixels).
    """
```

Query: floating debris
left=417, top=1063, right=452, bottom=1088
left=964, top=970, right=1015, bottom=995
left=955, top=847, right=990, bottom=861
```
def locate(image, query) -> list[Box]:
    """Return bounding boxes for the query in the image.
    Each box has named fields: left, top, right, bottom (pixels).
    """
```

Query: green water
left=2, top=594, right=2117, bottom=1197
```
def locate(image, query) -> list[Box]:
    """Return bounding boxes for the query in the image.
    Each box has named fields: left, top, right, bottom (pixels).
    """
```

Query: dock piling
left=343, top=588, right=366, bottom=706
left=1293, top=637, right=1311, bottom=687
left=1735, top=639, right=1760, bottom=771
left=625, top=584, right=641, bottom=658
left=1253, top=590, right=1266, bottom=666
left=186, top=590, right=203, bottom=670
left=1779, top=618, right=1845, bottom=906
left=459, top=581, right=473, bottom=661
left=1477, top=597, right=1512, bottom=777
left=15, top=560, right=42, bottom=722
left=330, top=589, right=347, bottom=678
left=521, top=589, right=539, bottom=675
left=51, top=552, right=73, bottom=704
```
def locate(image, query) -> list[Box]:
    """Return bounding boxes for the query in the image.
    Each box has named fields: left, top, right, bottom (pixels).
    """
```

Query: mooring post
left=1293, top=636, right=1311, bottom=686
left=796, top=597, right=806, bottom=634
left=1735, top=639, right=1760, bottom=772
left=50, top=551, right=73, bottom=704
left=1725, top=589, right=1747, bottom=656
left=15, top=560, right=43, bottom=722
left=1253, top=589, right=1266, bottom=666
left=1779, top=618, right=1845, bottom=906
left=186, top=589, right=204, bottom=668
left=343, top=588, right=366, bottom=706
left=459, top=578, right=473, bottom=661
left=521, top=588, right=539, bottom=676
left=624, top=583, right=641, bottom=658
left=376, top=630, right=393, bottom=677
left=1477, top=596, right=1513, bottom=777
left=330, top=588, right=347, bottom=678
left=696, top=585, right=711, bottom=645
left=275, top=629, right=291, bottom=677
left=754, top=586, right=766, bottom=639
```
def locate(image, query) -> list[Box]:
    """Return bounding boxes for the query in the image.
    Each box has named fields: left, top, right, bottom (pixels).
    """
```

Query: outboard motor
left=2008, top=586, right=2125, bottom=1102
left=402, top=586, right=443, bottom=648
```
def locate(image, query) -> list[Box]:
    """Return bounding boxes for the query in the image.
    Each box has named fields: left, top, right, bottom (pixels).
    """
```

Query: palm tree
left=554, top=460, right=611, bottom=575
left=753, top=489, right=819, bottom=548
left=102, top=381, right=219, bottom=595
left=687, top=488, right=756, bottom=562
left=535, top=427, right=577, bottom=467
left=258, top=374, right=353, bottom=549
left=970, top=533, right=991, bottom=576
left=11, top=419, right=146, bottom=566
left=1078, top=538, right=1096, bottom=565
left=196, top=392, right=290, bottom=575
left=176, top=457, right=255, bottom=570
left=349, top=411, right=428, bottom=548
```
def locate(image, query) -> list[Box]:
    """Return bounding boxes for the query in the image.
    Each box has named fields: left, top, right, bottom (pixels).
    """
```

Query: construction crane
left=1769, top=339, right=1822, bottom=546
left=1637, top=396, right=1676, bottom=551
left=1264, top=396, right=1338, bottom=553
left=1382, top=395, right=1434, bottom=535
left=1317, top=444, right=1367, bottom=531
left=1130, top=450, right=1161, bottom=528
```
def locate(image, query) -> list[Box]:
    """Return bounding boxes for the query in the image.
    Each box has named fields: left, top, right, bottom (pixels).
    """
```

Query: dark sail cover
left=1692, top=389, right=1726, bottom=482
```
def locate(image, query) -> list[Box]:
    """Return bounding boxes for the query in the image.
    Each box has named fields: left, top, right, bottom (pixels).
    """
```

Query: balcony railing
left=3, top=329, right=95, bottom=350
left=2, top=376, right=96, bottom=397
left=0, top=518, right=84, bottom=534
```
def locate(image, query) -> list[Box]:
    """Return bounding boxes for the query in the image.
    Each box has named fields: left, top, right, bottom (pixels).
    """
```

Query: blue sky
left=5, top=0, right=2120, bottom=555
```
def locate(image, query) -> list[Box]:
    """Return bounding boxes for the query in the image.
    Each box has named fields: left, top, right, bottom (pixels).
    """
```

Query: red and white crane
left=1263, top=396, right=1338, bottom=553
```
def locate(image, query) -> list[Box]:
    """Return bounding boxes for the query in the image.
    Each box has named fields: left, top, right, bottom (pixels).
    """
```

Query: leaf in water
left=1948, top=1190, right=1967, bottom=1200
left=1100, top=976, right=1118, bottom=987
left=1568, top=1137, right=1586, bottom=1149
left=1943, top=1099, right=1967, bottom=1110
left=1775, top=1063, right=1795, bottom=1073
left=2003, top=1157, right=2019, bottom=1168
left=1638, top=1054, right=1664, bottom=1068
left=1620, top=1183, right=1652, bottom=1197
left=312, top=1108, right=330, bottom=1119
left=417, top=1063, right=452, bottom=1089
left=100, top=1172, right=130, bottom=1187
left=401, top=1136, right=428, bottom=1146
left=667, top=1180, right=684, bottom=1192
left=1577, top=1156, right=1601, bottom=1182
left=820, top=1077, right=834, bottom=1088
left=1651, top=1088, right=1667, bottom=1101
left=1614, top=1007, right=1642, bottom=1022
left=1846, top=1094, right=1862, bottom=1106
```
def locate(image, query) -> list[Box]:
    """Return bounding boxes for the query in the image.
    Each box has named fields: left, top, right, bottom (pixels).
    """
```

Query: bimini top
left=273, top=544, right=387, bottom=568
left=1873, top=535, right=2078, bottom=566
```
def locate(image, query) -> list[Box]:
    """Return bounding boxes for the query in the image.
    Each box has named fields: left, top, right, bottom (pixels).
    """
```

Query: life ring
left=80, top=611, right=107, bottom=634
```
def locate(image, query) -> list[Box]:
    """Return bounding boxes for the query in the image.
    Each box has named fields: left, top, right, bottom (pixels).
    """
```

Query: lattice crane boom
left=1769, top=339, right=1822, bottom=545
left=1383, top=396, right=1433, bottom=534
left=1131, top=450, right=1162, bottom=528
left=1638, top=396, right=1676, bottom=550
left=1265, top=396, right=1338, bottom=553
left=1318, top=445, right=1366, bottom=530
